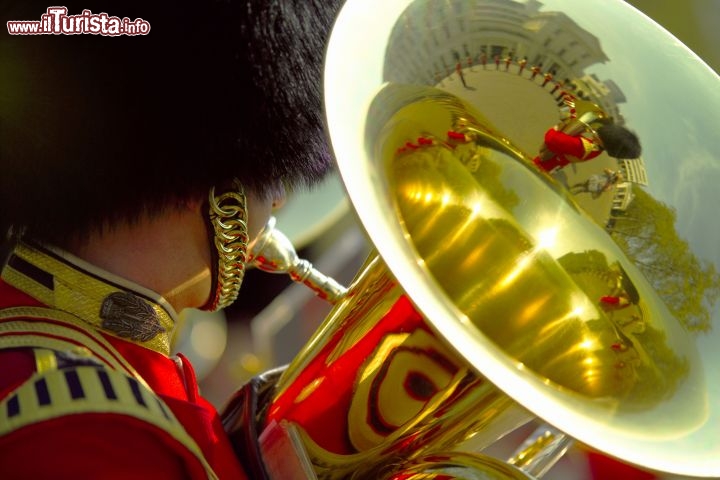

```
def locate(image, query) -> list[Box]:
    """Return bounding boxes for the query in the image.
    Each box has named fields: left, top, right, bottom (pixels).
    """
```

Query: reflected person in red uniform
left=0, top=0, right=341, bottom=478
left=533, top=123, right=642, bottom=173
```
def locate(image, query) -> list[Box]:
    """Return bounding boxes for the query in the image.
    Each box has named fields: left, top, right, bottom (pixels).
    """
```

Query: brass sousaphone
left=241, top=0, right=720, bottom=478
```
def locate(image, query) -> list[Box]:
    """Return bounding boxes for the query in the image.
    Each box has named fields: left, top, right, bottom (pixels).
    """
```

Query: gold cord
left=206, top=179, right=249, bottom=311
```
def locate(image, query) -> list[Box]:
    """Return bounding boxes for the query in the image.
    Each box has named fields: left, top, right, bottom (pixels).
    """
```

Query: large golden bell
left=318, top=0, right=720, bottom=477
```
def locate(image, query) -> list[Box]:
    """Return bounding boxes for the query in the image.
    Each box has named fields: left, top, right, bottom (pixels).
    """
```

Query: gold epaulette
left=580, top=136, right=601, bottom=159
left=0, top=306, right=140, bottom=376
left=1, top=365, right=179, bottom=438
left=0, top=307, right=219, bottom=479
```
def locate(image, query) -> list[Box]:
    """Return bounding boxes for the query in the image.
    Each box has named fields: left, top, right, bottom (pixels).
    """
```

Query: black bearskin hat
left=597, top=124, right=642, bottom=159
left=0, top=0, right=343, bottom=245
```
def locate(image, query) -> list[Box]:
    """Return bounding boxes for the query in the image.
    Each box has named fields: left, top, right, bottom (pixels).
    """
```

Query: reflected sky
left=544, top=0, right=720, bottom=268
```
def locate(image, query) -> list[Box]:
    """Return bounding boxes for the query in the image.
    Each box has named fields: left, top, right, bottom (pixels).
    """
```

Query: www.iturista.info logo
left=7, top=7, right=150, bottom=36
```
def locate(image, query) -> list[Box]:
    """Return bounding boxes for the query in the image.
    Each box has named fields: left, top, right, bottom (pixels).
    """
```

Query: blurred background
left=171, top=1, right=719, bottom=479
left=626, top=0, right=719, bottom=74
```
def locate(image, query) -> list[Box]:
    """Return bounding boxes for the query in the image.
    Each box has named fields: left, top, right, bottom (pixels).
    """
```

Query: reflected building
left=611, top=182, right=635, bottom=215
left=619, top=158, right=648, bottom=186
left=521, top=6, right=607, bottom=76
left=383, top=0, right=650, bottom=232
left=576, top=74, right=623, bottom=123
left=609, top=158, right=649, bottom=222
left=385, top=0, right=610, bottom=91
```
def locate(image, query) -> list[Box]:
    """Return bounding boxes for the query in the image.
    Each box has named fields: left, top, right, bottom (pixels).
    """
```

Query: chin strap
left=204, top=178, right=249, bottom=312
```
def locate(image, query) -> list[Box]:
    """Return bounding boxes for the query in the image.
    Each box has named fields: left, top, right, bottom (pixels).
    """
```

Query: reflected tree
left=558, top=250, right=688, bottom=406
left=610, top=188, right=720, bottom=333
left=625, top=324, right=690, bottom=406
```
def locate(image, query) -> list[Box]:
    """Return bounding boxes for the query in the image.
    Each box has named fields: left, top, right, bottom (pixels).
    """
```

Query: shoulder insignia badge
left=100, top=292, right=166, bottom=342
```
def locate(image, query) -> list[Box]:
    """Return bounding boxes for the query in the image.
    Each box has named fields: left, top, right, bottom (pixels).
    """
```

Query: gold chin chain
left=206, top=179, right=249, bottom=311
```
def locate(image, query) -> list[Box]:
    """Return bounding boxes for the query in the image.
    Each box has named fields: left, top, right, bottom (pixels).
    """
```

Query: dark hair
left=597, top=124, right=642, bottom=159
left=0, top=0, right=342, bottom=244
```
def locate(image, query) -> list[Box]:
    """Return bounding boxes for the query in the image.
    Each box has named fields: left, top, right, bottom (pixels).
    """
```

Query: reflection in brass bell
left=321, top=0, right=720, bottom=475
left=253, top=0, right=720, bottom=478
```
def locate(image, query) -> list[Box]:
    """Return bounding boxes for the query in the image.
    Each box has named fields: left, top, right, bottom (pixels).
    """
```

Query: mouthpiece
left=247, top=216, right=348, bottom=303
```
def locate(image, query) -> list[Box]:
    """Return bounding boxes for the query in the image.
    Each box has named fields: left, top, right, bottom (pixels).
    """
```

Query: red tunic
left=533, top=128, right=602, bottom=172
left=0, top=244, right=248, bottom=480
